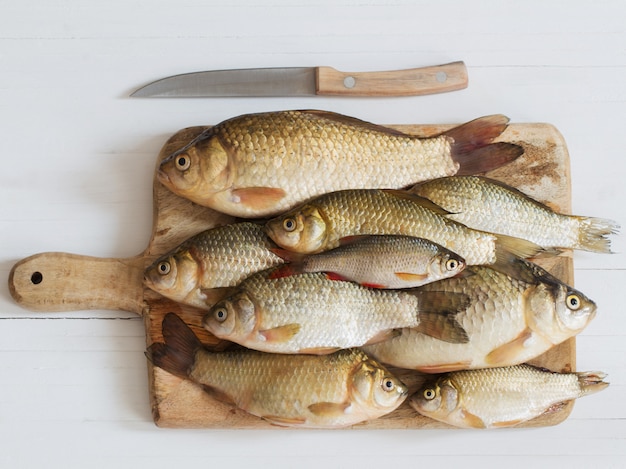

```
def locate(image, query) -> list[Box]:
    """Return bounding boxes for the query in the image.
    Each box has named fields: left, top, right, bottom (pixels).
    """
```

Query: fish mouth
left=157, top=168, right=171, bottom=185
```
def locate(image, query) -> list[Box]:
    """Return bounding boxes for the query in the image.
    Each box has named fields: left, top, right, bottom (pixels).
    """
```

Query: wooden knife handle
left=8, top=252, right=145, bottom=315
left=315, top=61, right=468, bottom=96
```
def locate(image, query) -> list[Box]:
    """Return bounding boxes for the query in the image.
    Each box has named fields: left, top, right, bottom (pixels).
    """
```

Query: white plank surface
left=1, top=0, right=624, bottom=466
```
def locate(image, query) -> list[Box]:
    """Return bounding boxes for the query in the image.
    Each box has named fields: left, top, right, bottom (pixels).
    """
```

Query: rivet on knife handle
left=315, top=61, right=468, bottom=96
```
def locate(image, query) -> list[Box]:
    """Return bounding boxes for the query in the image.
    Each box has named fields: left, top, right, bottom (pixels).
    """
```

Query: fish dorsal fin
left=475, top=176, right=558, bottom=213
left=299, top=110, right=413, bottom=138
left=411, top=291, right=470, bottom=344
left=383, top=189, right=452, bottom=216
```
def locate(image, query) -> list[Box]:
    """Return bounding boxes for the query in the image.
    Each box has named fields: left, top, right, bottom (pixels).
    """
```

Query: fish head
left=144, top=251, right=200, bottom=304
left=527, top=282, right=597, bottom=343
left=553, top=284, right=597, bottom=337
left=202, top=291, right=257, bottom=340
left=410, top=377, right=461, bottom=422
left=349, top=359, right=408, bottom=414
left=265, top=205, right=329, bottom=254
left=158, top=134, right=231, bottom=205
left=430, top=250, right=467, bottom=280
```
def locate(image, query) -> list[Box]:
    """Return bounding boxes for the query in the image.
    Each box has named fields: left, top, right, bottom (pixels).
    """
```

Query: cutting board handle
left=8, top=252, right=145, bottom=315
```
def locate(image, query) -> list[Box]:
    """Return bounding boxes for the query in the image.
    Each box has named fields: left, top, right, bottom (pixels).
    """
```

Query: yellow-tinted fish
left=411, top=175, right=619, bottom=253
left=410, top=364, right=608, bottom=429
left=265, top=189, right=543, bottom=267
left=147, top=313, right=408, bottom=428
left=270, top=235, right=466, bottom=289
left=158, top=110, right=522, bottom=217
left=202, top=269, right=469, bottom=355
left=363, top=258, right=596, bottom=372
left=144, top=222, right=283, bottom=309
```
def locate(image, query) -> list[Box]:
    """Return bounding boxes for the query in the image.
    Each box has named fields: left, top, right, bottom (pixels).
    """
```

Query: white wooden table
left=1, top=1, right=624, bottom=467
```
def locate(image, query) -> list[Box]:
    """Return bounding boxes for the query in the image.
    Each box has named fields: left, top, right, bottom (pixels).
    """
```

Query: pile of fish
left=144, top=109, right=617, bottom=429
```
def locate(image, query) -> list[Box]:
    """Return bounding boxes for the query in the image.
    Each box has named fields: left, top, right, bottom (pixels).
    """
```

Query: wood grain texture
left=10, top=119, right=574, bottom=429
left=315, top=62, right=468, bottom=96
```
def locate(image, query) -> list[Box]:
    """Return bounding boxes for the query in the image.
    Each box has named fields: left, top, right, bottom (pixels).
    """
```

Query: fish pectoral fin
left=261, top=415, right=307, bottom=427
left=461, top=409, right=487, bottom=429
left=297, top=346, right=342, bottom=355
left=395, top=272, right=429, bottom=282
left=363, top=329, right=402, bottom=346
left=417, top=361, right=472, bottom=374
left=259, top=323, right=301, bottom=343
left=543, top=401, right=568, bottom=416
left=491, top=418, right=525, bottom=428
left=230, top=187, right=286, bottom=210
left=308, top=401, right=350, bottom=418
left=485, top=328, right=534, bottom=366
left=324, top=271, right=351, bottom=282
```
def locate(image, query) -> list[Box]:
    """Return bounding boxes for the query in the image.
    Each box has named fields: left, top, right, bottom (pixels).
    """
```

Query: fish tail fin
left=577, top=371, right=610, bottom=397
left=575, top=217, right=620, bottom=253
left=411, top=291, right=470, bottom=344
left=442, top=115, right=524, bottom=174
left=145, top=313, right=202, bottom=380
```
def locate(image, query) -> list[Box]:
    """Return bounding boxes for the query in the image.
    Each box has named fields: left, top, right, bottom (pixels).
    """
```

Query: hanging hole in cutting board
left=31, top=271, right=43, bottom=285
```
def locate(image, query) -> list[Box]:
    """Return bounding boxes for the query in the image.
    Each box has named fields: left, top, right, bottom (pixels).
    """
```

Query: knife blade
left=130, top=61, right=467, bottom=98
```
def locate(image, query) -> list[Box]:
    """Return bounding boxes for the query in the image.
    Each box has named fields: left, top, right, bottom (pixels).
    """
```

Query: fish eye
left=381, top=378, right=396, bottom=392
left=283, top=218, right=297, bottom=232
left=446, top=258, right=459, bottom=271
left=175, top=155, right=191, bottom=171
left=566, top=293, right=582, bottom=310
left=423, top=388, right=436, bottom=400
left=214, top=308, right=228, bottom=322
left=157, top=261, right=171, bottom=275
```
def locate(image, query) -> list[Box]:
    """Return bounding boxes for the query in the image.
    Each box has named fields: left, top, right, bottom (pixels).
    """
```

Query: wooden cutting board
left=9, top=121, right=574, bottom=429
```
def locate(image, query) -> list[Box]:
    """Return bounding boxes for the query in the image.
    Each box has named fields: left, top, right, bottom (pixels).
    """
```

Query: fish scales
left=410, top=364, right=608, bottom=428
left=411, top=176, right=619, bottom=253
left=363, top=260, right=596, bottom=372
left=148, top=314, right=407, bottom=428
left=144, top=222, right=283, bottom=309
left=220, top=112, right=453, bottom=201
left=158, top=111, right=521, bottom=217
left=271, top=235, right=465, bottom=289
left=203, top=270, right=444, bottom=354
left=266, top=189, right=501, bottom=266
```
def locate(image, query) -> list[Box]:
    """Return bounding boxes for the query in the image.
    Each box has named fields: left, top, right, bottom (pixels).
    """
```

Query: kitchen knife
left=130, top=61, right=467, bottom=98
